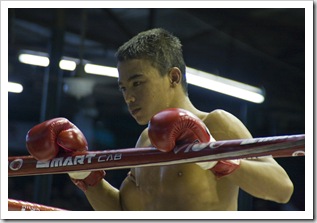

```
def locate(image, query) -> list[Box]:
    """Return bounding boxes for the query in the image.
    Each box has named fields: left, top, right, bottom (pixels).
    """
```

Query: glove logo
left=9, top=158, right=23, bottom=171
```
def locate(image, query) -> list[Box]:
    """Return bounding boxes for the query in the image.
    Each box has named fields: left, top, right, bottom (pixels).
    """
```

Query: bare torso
left=119, top=111, right=241, bottom=211
left=120, top=164, right=239, bottom=211
left=85, top=109, right=292, bottom=211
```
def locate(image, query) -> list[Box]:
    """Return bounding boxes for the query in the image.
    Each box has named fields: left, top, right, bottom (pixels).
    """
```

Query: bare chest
left=120, top=164, right=238, bottom=211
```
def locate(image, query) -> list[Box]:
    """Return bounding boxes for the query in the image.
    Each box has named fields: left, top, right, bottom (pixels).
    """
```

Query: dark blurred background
left=8, top=8, right=305, bottom=211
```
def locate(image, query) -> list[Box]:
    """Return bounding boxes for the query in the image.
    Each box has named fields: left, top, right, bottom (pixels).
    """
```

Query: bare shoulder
left=203, top=109, right=232, bottom=122
left=202, top=109, right=238, bottom=130
left=203, top=109, right=252, bottom=140
left=135, top=127, right=151, bottom=147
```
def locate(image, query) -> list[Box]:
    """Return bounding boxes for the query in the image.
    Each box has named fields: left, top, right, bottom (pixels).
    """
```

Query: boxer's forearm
left=85, top=179, right=122, bottom=211
left=227, top=157, right=294, bottom=203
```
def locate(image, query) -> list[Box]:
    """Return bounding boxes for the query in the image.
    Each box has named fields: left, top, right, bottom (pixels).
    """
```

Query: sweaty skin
left=120, top=111, right=241, bottom=211
left=119, top=110, right=286, bottom=211
left=83, top=59, right=293, bottom=211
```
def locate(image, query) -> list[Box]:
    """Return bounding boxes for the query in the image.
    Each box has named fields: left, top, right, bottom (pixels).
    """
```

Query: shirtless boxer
left=26, top=28, right=293, bottom=211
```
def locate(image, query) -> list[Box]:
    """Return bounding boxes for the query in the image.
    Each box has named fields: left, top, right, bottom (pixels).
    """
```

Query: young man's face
left=118, top=59, right=172, bottom=125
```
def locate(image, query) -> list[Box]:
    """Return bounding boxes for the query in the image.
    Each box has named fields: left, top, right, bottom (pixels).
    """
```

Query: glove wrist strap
left=210, top=160, right=240, bottom=178
left=70, top=170, right=105, bottom=192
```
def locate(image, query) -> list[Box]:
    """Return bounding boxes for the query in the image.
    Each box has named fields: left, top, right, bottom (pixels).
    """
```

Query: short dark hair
left=116, top=28, right=188, bottom=94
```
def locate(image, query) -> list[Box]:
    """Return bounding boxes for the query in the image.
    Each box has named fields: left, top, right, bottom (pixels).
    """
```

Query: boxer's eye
left=133, top=81, right=142, bottom=87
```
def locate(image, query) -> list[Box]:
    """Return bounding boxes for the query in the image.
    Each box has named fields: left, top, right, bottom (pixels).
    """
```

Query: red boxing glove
left=210, top=159, right=240, bottom=178
left=148, top=108, right=240, bottom=178
left=26, top=118, right=88, bottom=161
left=148, top=108, right=211, bottom=152
left=69, top=170, right=106, bottom=192
left=26, top=118, right=105, bottom=191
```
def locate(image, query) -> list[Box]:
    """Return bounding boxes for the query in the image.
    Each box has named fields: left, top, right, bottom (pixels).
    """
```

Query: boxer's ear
left=168, top=67, right=181, bottom=87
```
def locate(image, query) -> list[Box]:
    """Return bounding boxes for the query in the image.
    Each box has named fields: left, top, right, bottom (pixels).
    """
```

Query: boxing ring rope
left=8, top=198, right=68, bottom=211
left=8, top=134, right=305, bottom=211
left=9, top=134, right=304, bottom=177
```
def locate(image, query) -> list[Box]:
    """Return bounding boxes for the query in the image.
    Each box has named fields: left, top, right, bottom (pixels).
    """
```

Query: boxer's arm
left=26, top=118, right=122, bottom=211
left=85, top=127, right=152, bottom=211
left=205, top=109, right=294, bottom=203
left=84, top=179, right=122, bottom=211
